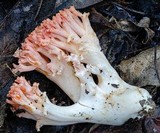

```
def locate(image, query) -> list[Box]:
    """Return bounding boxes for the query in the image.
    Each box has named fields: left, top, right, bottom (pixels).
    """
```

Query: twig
left=130, top=34, right=139, bottom=47
left=154, top=45, right=160, bottom=84
left=34, top=0, right=43, bottom=20
left=5, top=63, right=18, bottom=77
left=112, top=2, right=145, bottom=15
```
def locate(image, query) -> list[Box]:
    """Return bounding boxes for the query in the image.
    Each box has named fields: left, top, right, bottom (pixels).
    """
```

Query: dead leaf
left=118, top=46, right=160, bottom=87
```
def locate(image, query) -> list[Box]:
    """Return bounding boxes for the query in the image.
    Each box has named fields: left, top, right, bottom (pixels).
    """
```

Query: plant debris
left=118, top=46, right=160, bottom=87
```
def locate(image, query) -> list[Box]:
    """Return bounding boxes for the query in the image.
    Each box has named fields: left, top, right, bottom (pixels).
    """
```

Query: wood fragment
left=112, top=2, right=145, bottom=15
left=34, top=0, right=43, bottom=20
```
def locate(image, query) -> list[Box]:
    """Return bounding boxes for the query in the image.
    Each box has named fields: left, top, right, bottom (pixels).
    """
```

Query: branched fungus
left=7, top=6, right=155, bottom=131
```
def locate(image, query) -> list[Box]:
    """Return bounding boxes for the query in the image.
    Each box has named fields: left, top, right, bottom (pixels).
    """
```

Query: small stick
left=34, top=0, right=43, bottom=20
left=112, top=2, right=145, bottom=15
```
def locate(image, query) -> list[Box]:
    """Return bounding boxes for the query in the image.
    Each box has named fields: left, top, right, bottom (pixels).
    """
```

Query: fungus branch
left=7, top=6, right=155, bottom=131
